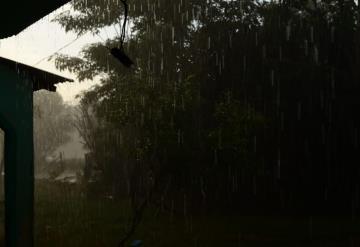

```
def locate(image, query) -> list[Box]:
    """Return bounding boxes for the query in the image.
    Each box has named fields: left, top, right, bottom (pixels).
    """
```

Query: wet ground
left=34, top=181, right=360, bottom=247
left=0, top=181, right=359, bottom=246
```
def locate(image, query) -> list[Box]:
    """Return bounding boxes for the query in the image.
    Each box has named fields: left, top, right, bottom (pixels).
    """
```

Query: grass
left=34, top=181, right=360, bottom=247
left=0, top=181, right=360, bottom=246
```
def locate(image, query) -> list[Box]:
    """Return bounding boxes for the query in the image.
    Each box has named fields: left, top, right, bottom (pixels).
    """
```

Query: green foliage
left=211, top=91, right=265, bottom=154
left=54, top=0, right=360, bottom=216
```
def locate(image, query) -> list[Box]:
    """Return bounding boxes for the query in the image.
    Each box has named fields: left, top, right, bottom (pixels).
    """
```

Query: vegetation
left=31, top=181, right=360, bottom=247
left=33, top=90, right=75, bottom=175
left=47, top=0, right=360, bottom=245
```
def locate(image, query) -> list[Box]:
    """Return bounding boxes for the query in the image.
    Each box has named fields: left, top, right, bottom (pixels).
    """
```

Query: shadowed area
left=0, top=0, right=71, bottom=39
left=0, top=129, right=3, bottom=246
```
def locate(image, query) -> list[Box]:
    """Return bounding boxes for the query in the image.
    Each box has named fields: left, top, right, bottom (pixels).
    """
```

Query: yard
left=0, top=180, right=359, bottom=246
left=17, top=181, right=360, bottom=247
left=0, top=180, right=357, bottom=247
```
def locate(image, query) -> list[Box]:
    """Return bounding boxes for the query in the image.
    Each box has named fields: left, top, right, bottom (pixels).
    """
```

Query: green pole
left=0, top=65, right=34, bottom=247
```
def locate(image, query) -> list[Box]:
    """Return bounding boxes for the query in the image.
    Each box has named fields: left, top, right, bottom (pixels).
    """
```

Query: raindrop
left=277, top=149, right=281, bottom=179
left=172, top=26, right=175, bottom=45
left=308, top=216, right=313, bottom=236
left=226, top=91, right=231, bottom=104
left=229, top=32, right=233, bottom=48
left=253, top=175, right=257, bottom=195
left=331, top=69, right=335, bottom=99
left=200, top=177, right=206, bottom=200
left=310, top=26, right=314, bottom=42
left=286, top=22, right=291, bottom=41
left=297, top=101, right=302, bottom=120
left=276, top=84, right=280, bottom=113
left=218, top=128, right=222, bottom=149
left=324, top=188, right=328, bottom=200
left=331, top=26, right=335, bottom=43
left=153, top=9, right=157, bottom=21
left=183, top=193, right=187, bottom=218
left=177, top=129, right=181, bottom=145
left=197, top=6, right=201, bottom=19
left=320, top=90, right=324, bottom=109
left=189, top=215, right=193, bottom=233
left=262, top=45, right=266, bottom=60
left=270, top=69, right=275, bottom=87
left=208, top=36, right=211, bottom=49
left=255, top=31, right=258, bottom=46
left=173, top=96, right=176, bottom=112
left=214, top=149, right=218, bottom=165
left=313, top=45, right=319, bottom=65
left=243, top=55, right=246, bottom=73
left=253, top=135, right=257, bottom=153
left=222, top=53, right=225, bottom=68
left=141, top=113, right=145, bottom=126
left=321, top=124, right=325, bottom=144
left=304, top=39, right=308, bottom=56
left=232, top=175, right=236, bottom=192
left=160, top=57, right=164, bottom=74
left=354, top=128, right=358, bottom=149
left=160, top=195, right=165, bottom=212
left=170, top=199, right=174, bottom=222
left=141, top=96, right=145, bottom=107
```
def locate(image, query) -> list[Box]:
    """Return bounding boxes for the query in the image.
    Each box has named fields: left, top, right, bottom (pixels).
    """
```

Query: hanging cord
left=109, top=0, right=134, bottom=68
left=34, top=1, right=133, bottom=69
left=33, top=35, right=82, bottom=66
left=119, top=0, right=129, bottom=50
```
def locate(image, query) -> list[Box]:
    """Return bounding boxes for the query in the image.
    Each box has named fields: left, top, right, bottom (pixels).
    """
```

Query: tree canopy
left=54, top=0, right=360, bottom=216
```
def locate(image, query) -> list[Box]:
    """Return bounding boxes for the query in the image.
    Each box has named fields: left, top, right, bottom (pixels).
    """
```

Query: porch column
left=0, top=64, right=34, bottom=247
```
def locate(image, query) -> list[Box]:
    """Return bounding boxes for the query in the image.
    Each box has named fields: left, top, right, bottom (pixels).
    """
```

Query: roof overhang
left=1, top=0, right=71, bottom=39
left=0, top=56, right=73, bottom=91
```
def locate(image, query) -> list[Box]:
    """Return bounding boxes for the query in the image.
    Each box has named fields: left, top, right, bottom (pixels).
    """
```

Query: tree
left=54, top=0, right=360, bottom=222
left=33, top=90, right=74, bottom=175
